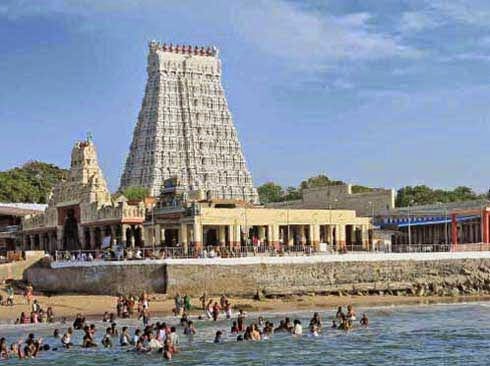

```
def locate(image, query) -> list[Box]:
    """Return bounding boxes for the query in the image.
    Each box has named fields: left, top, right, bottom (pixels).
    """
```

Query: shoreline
left=1, top=292, right=490, bottom=325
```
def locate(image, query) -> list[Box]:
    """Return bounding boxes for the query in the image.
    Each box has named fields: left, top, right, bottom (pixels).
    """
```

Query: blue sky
left=1, top=0, right=490, bottom=193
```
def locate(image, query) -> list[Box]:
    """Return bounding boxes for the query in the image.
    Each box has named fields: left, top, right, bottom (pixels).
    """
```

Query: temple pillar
left=89, top=227, right=96, bottom=249
left=287, top=226, right=294, bottom=247
left=110, top=225, right=117, bottom=242
left=483, top=212, right=490, bottom=244
left=193, top=221, right=203, bottom=251
left=232, top=224, right=241, bottom=249
left=23, top=235, right=29, bottom=251
left=179, top=223, right=188, bottom=252
left=218, top=225, right=226, bottom=246
left=311, top=224, right=320, bottom=251
left=143, top=225, right=151, bottom=246
left=153, top=224, right=160, bottom=246
left=475, top=222, right=480, bottom=243
left=121, top=224, right=129, bottom=246
left=267, top=225, right=273, bottom=248
left=57, top=227, right=63, bottom=251
left=326, top=225, right=333, bottom=245
left=451, top=213, right=458, bottom=247
left=227, top=225, right=233, bottom=248
left=337, top=225, right=346, bottom=251
left=257, top=226, right=266, bottom=244
left=362, top=225, right=370, bottom=250
left=128, top=226, right=136, bottom=249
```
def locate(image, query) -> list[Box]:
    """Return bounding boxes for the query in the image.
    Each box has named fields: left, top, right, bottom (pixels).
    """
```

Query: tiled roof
left=0, top=202, right=47, bottom=216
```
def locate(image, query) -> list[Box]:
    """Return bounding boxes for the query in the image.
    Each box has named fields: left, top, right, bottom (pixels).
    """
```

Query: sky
left=1, top=0, right=490, bottom=193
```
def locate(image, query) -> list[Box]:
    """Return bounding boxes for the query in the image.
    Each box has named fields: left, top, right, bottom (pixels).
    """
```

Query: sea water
left=2, top=302, right=490, bottom=365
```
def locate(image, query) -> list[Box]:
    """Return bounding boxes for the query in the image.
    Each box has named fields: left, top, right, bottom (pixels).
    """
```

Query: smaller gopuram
left=22, top=137, right=146, bottom=253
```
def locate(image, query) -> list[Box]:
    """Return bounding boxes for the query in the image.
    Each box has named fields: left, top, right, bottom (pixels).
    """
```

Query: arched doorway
left=63, top=208, right=79, bottom=250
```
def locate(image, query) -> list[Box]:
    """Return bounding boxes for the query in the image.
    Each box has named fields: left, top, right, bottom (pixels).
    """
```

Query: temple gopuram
left=22, top=138, right=145, bottom=252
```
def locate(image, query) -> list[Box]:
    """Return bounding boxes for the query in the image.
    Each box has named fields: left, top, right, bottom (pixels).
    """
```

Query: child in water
left=214, top=331, right=223, bottom=344
left=101, top=328, right=113, bottom=348
left=360, top=313, right=369, bottom=327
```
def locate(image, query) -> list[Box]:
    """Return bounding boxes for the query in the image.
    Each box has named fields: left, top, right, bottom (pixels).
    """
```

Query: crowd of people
left=3, top=284, right=56, bottom=325
left=0, top=290, right=370, bottom=362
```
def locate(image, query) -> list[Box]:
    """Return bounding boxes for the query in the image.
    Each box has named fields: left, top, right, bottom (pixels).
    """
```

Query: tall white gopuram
left=120, top=41, right=259, bottom=203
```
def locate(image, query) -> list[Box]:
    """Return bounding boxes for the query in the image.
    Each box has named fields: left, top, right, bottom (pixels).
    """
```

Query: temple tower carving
left=120, top=41, right=259, bottom=203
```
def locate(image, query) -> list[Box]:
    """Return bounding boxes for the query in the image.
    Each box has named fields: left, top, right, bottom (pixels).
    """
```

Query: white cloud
left=438, top=52, right=490, bottom=63
left=231, top=0, right=420, bottom=70
left=399, top=11, right=439, bottom=32
left=454, top=53, right=490, bottom=62
left=0, top=0, right=163, bottom=19
left=430, top=0, right=490, bottom=26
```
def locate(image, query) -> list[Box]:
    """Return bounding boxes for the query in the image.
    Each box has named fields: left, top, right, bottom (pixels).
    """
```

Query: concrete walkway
left=51, top=251, right=490, bottom=268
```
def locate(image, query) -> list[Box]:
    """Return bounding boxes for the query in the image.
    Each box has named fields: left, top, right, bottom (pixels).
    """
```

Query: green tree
left=283, top=186, right=301, bottom=201
left=299, top=174, right=343, bottom=190
left=351, top=185, right=374, bottom=194
left=122, top=186, right=149, bottom=201
left=0, top=161, right=68, bottom=203
left=257, top=182, right=284, bottom=203
left=395, top=185, right=481, bottom=207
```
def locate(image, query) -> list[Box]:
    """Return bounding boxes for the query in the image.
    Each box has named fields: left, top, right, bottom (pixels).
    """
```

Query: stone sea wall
left=24, top=261, right=167, bottom=295
left=23, top=253, right=490, bottom=297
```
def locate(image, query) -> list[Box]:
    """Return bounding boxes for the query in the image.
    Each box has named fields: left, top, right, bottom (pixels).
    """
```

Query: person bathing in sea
left=73, top=313, right=85, bottom=330
left=309, top=324, right=320, bottom=337
left=250, top=324, right=261, bottom=341
left=214, top=331, right=224, bottom=344
left=309, top=312, right=322, bottom=330
left=184, top=321, right=196, bottom=336
left=360, top=313, right=369, bottom=327
left=212, top=301, right=221, bottom=321
left=61, top=328, right=73, bottom=348
left=230, top=321, right=239, bottom=334
left=206, top=299, right=214, bottom=319
left=237, top=309, right=246, bottom=331
left=292, top=320, right=303, bottom=336
left=120, top=326, right=131, bottom=346
left=336, top=306, right=344, bottom=320
left=346, top=305, right=356, bottom=321
left=163, top=338, right=177, bottom=360
left=101, top=328, right=113, bottom=348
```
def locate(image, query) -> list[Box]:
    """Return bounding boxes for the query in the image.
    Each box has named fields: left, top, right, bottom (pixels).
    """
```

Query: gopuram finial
left=86, top=131, right=93, bottom=143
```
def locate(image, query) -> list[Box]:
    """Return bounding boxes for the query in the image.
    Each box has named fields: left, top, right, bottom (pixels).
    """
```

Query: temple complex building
left=19, top=42, right=375, bottom=256
left=21, top=138, right=145, bottom=252
left=0, top=203, right=45, bottom=256
left=120, top=41, right=258, bottom=203
left=142, top=179, right=371, bottom=253
left=268, top=183, right=395, bottom=217
left=375, top=199, right=490, bottom=251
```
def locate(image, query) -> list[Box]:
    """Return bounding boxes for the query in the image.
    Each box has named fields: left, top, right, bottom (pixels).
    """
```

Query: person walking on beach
left=237, top=309, right=246, bottom=331
left=212, top=302, right=221, bottom=321
left=174, top=293, right=183, bottom=316
left=24, top=284, right=33, bottom=305
left=184, top=294, right=191, bottom=312
left=200, top=292, right=207, bottom=310
left=6, top=285, right=14, bottom=306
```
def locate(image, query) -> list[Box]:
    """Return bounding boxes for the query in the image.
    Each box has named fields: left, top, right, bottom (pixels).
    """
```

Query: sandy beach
left=1, top=284, right=489, bottom=324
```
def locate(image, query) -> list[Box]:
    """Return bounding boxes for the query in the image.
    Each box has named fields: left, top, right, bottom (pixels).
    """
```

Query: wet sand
left=1, top=285, right=489, bottom=323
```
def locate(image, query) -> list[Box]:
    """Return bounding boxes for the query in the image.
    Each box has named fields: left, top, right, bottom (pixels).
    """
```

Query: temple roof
left=0, top=202, right=47, bottom=217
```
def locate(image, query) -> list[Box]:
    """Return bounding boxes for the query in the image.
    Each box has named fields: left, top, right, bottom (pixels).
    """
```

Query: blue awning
left=380, top=215, right=480, bottom=228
